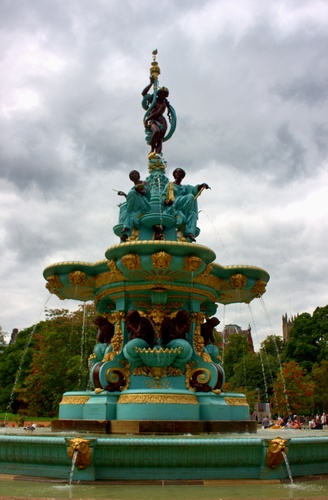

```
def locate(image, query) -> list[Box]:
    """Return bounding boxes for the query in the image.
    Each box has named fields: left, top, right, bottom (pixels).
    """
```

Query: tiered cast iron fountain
left=1, top=51, right=328, bottom=483
left=44, top=50, right=269, bottom=433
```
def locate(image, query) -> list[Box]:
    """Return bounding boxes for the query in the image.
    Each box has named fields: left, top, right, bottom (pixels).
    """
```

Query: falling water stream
left=69, top=449, right=78, bottom=485
left=157, top=175, right=163, bottom=231
left=282, top=450, right=294, bottom=485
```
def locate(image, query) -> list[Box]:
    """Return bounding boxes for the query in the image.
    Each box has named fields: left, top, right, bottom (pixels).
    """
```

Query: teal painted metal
left=42, top=51, right=270, bottom=426
left=1, top=434, right=328, bottom=481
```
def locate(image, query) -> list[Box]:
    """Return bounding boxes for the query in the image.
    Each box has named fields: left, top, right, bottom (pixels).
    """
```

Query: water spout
left=69, top=449, right=78, bottom=485
left=282, top=450, right=293, bottom=484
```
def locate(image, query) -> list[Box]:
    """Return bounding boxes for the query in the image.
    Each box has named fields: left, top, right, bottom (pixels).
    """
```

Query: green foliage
left=0, top=305, right=97, bottom=417
left=260, top=335, right=284, bottom=357
left=283, top=305, right=328, bottom=372
left=311, top=360, right=328, bottom=413
left=0, top=325, right=6, bottom=346
left=0, top=326, right=37, bottom=413
left=223, top=333, right=251, bottom=380
left=271, top=361, right=314, bottom=416
left=229, top=350, right=280, bottom=403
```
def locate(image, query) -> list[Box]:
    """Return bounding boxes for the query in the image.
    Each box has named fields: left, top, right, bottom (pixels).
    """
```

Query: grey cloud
left=274, top=77, right=328, bottom=106
left=1, top=0, right=328, bottom=347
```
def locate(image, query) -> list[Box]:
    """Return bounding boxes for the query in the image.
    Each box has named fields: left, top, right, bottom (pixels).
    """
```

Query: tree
left=0, top=326, right=37, bottom=413
left=16, top=305, right=97, bottom=417
left=283, top=305, right=328, bottom=372
left=311, top=360, right=328, bottom=414
left=0, top=325, right=6, bottom=347
left=260, top=335, right=285, bottom=358
left=223, top=333, right=252, bottom=381
left=271, top=361, right=314, bottom=417
left=0, top=305, right=98, bottom=417
left=228, top=349, right=280, bottom=405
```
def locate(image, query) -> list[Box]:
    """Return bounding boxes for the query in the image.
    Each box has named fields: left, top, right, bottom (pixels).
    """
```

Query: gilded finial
left=150, top=49, right=160, bottom=79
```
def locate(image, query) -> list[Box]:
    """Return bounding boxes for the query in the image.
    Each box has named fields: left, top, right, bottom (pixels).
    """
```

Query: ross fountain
left=1, top=51, right=328, bottom=486
left=43, top=49, right=268, bottom=433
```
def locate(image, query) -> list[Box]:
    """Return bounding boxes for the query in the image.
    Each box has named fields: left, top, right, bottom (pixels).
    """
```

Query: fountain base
left=51, top=419, right=257, bottom=434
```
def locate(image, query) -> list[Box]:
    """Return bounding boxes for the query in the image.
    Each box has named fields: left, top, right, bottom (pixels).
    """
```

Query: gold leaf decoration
left=194, top=264, right=222, bottom=288
left=121, top=253, right=141, bottom=270
left=151, top=251, right=172, bottom=269
left=183, top=255, right=202, bottom=272
left=192, top=312, right=206, bottom=356
left=251, top=279, right=267, bottom=297
left=117, top=394, right=198, bottom=404
left=106, top=260, right=126, bottom=283
left=67, top=438, right=91, bottom=470
left=60, top=396, right=90, bottom=405
left=45, top=275, right=65, bottom=299
left=266, top=438, right=288, bottom=469
left=224, top=397, right=249, bottom=406
left=68, top=270, right=86, bottom=286
left=230, top=273, right=247, bottom=289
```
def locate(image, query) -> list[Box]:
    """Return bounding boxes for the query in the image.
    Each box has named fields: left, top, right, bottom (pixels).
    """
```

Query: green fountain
left=43, top=50, right=269, bottom=432
left=1, top=52, right=328, bottom=484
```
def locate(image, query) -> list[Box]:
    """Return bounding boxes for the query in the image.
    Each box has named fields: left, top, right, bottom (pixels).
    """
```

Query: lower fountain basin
left=1, top=429, right=328, bottom=482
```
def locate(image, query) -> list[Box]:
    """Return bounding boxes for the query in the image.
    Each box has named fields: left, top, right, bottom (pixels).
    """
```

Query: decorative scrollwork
left=188, top=368, right=212, bottom=392
left=105, top=364, right=130, bottom=392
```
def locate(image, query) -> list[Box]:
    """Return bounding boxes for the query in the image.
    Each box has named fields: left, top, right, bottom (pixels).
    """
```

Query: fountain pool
left=1, top=476, right=328, bottom=499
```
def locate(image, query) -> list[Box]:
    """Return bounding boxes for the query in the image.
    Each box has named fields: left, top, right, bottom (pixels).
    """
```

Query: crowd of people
left=262, top=412, right=327, bottom=430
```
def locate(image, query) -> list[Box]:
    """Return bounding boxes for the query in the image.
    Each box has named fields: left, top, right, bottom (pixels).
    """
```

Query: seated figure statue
left=92, top=316, right=115, bottom=363
left=123, top=310, right=156, bottom=369
left=120, top=170, right=151, bottom=241
left=162, top=168, right=210, bottom=242
left=201, top=316, right=221, bottom=363
left=160, top=310, right=193, bottom=369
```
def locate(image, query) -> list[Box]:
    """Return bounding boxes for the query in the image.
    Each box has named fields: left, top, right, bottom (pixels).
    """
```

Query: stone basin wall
left=0, top=432, right=328, bottom=481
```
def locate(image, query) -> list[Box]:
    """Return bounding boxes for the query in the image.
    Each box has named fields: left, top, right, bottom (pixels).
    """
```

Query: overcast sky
left=1, top=0, right=327, bottom=349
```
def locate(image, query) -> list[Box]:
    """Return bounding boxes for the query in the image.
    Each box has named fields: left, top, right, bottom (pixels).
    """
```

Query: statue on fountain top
left=120, top=170, right=151, bottom=242
left=142, top=50, right=176, bottom=160
left=163, top=168, right=210, bottom=242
